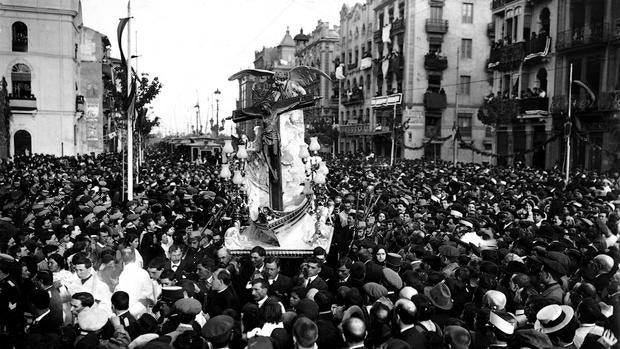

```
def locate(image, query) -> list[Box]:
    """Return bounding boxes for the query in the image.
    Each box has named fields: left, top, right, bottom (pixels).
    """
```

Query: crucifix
left=229, top=67, right=329, bottom=212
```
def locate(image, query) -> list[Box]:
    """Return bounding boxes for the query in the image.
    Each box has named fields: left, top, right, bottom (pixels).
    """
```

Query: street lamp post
left=214, top=89, right=221, bottom=137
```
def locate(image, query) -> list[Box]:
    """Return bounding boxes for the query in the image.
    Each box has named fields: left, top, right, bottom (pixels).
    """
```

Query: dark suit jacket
left=27, top=312, right=62, bottom=349
left=207, top=286, right=240, bottom=317
left=268, top=274, right=294, bottom=301
left=316, top=312, right=344, bottom=349
left=364, top=260, right=384, bottom=284
left=118, top=311, right=139, bottom=339
left=45, top=287, right=64, bottom=328
left=319, top=265, right=336, bottom=284
left=397, top=327, right=426, bottom=349
left=305, top=276, right=329, bottom=292
left=165, top=257, right=191, bottom=281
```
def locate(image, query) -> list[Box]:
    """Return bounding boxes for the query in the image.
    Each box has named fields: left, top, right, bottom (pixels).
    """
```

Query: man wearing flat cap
left=439, top=244, right=461, bottom=278
left=535, top=256, right=566, bottom=304
left=202, top=315, right=235, bottom=349
left=163, top=297, right=203, bottom=343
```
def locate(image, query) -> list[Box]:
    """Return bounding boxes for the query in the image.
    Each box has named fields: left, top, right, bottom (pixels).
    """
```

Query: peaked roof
left=279, top=28, right=295, bottom=47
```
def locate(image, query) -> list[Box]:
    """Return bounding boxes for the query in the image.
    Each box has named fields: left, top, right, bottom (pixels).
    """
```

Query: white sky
left=81, top=0, right=358, bottom=136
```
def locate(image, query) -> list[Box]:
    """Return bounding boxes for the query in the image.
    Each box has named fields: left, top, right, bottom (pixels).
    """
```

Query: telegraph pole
left=565, top=64, right=573, bottom=184
left=453, top=47, right=460, bottom=166
left=390, top=103, right=396, bottom=166
left=126, top=0, right=133, bottom=201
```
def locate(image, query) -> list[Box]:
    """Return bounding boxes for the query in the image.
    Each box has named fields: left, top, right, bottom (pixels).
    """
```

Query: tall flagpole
left=565, top=64, right=573, bottom=184
left=453, top=47, right=460, bottom=166
left=127, top=0, right=134, bottom=201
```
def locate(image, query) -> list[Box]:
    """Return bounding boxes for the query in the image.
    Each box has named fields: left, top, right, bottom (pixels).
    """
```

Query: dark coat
left=305, top=276, right=329, bottom=293
left=164, top=257, right=191, bottom=281
left=26, top=311, right=62, bottom=349
left=397, top=326, right=427, bottom=349
left=118, top=311, right=139, bottom=339
left=316, top=313, right=344, bottom=349
left=207, top=286, right=241, bottom=317
left=268, top=274, right=294, bottom=301
left=364, top=260, right=384, bottom=284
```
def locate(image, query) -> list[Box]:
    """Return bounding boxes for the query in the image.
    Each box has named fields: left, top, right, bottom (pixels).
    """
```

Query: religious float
left=223, top=67, right=334, bottom=256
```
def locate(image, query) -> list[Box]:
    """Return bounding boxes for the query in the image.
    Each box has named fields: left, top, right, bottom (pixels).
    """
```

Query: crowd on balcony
left=491, top=29, right=548, bottom=52
left=485, top=87, right=547, bottom=102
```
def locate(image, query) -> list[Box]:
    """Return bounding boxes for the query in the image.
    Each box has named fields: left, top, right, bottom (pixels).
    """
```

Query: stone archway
left=14, top=129, right=31, bottom=156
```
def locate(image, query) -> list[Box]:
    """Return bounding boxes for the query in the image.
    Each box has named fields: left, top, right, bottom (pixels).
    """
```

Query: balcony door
left=14, top=130, right=31, bottom=156
left=11, top=63, right=31, bottom=98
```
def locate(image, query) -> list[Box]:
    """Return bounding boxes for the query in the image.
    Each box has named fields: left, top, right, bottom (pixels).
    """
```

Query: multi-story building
left=337, top=1, right=376, bottom=155
left=550, top=0, right=620, bottom=171
left=76, top=27, right=112, bottom=155
left=391, top=0, right=493, bottom=162
left=293, top=21, right=340, bottom=151
left=0, top=0, right=83, bottom=156
left=235, top=29, right=297, bottom=137
left=0, top=0, right=115, bottom=157
left=336, top=0, right=493, bottom=162
left=483, top=0, right=559, bottom=168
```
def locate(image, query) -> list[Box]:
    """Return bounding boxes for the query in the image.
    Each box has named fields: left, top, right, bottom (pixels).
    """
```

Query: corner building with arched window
left=486, top=0, right=560, bottom=168
left=0, top=0, right=84, bottom=156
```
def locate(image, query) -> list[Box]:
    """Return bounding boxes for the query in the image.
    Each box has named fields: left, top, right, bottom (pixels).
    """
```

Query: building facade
left=337, top=1, right=376, bottom=155
left=293, top=21, right=340, bottom=151
left=397, top=0, right=493, bottom=163
left=235, top=29, right=298, bottom=138
left=1, top=0, right=84, bottom=156
left=483, top=0, right=559, bottom=168
left=336, top=0, right=493, bottom=163
left=76, top=26, right=111, bottom=155
left=550, top=0, right=620, bottom=171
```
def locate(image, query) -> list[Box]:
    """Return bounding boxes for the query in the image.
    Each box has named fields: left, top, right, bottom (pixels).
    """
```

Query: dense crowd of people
left=0, top=145, right=619, bottom=349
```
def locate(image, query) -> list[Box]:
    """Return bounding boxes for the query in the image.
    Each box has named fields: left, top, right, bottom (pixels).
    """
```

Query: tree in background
left=134, top=73, right=162, bottom=138
left=107, top=67, right=162, bottom=138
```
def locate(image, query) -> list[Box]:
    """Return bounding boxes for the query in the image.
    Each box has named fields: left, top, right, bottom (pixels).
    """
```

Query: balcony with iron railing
left=424, top=91, right=447, bottom=110
left=479, top=97, right=520, bottom=125
left=524, top=35, right=551, bottom=56
left=492, top=0, right=518, bottom=9
left=424, top=53, right=448, bottom=71
left=374, top=29, right=382, bottom=42
left=391, top=18, right=405, bottom=36
left=340, top=123, right=371, bottom=135
left=342, top=88, right=364, bottom=106
left=9, top=93, right=37, bottom=111
left=491, top=0, right=504, bottom=9
left=520, top=97, right=549, bottom=113
left=551, top=91, right=620, bottom=114
left=556, top=23, right=611, bottom=52
left=425, top=19, right=448, bottom=34
left=488, top=41, right=525, bottom=71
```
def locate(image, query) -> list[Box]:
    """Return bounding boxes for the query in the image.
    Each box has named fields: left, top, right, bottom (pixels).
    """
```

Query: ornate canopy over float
left=223, top=66, right=334, bottom=256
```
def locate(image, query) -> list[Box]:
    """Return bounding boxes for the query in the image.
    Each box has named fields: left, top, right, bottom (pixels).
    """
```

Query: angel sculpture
left=228, top=66, right=330, bottom=183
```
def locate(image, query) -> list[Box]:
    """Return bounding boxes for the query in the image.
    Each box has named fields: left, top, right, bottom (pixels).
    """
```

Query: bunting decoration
left=456, top=131, right=561, bottom=158
left=116, top=17, right=137, bottom=116
left=403, top=134, right=453, bottom=151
